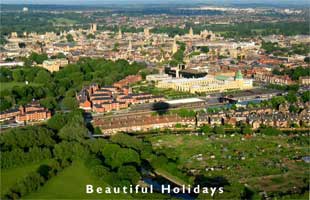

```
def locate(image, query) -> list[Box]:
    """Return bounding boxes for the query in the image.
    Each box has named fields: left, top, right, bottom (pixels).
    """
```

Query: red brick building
left=113, top=75, right=142, bottom=88
left=0, top=102, right=51, bottom=123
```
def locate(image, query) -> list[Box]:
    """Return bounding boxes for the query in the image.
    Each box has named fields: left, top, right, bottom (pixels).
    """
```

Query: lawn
left=133, top=84, right=197, bottom=99
left=1, top=160, right=51, bottom=195
left=49, top=17, right=77, bottom=25
left=25, top=161, right=131, bottom=199
left=0, top=82, right=42, bottom=92
left=147, top=133, right=309, bottom=195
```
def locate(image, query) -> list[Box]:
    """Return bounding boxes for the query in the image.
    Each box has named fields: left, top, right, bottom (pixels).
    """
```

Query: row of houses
left=254, top=73, right=293, bottom=85
left=77, top=76, right=165, bottom=113
left=0, top=102, right=51, bottom=123
left=93, top=107, right=310, bottom=134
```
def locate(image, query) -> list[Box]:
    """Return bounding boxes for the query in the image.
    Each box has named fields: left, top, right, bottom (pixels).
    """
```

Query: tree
left=231, top=104, right=237, bottom=110
left=259, top=126, right=282, bottom=135
left=286, top=91, right=297, bottom=103
left=0, top=126, right=55, bottom=150
left=101, top=144, right=121, bottom=168
left=51, top=52, right=66, bottom=59
left=174, top=108, right=196, bottom=117
left=53, top=141, right=89, bottom=159
left=291, top=67, right=310, bottom=80
left=102, top=144, right=140, bottom=169
left=113, top=42, right=119, bottom=51
left=301, top=91, right=310, bottom=103
left=270, top=96, right=286, bottom=109
left=114, top=148, right=141, bottom=167
left=0, top=68, right=13, bottom=82
left=110, top=134, right=143, bottom=152
left=87, top=33, right=95, bottom=39
left=213, top=126, right=225, bottom=134
left=241, top=124, right=253, bottom=135
left=117, top=165, right=141, bottom=184
left=34, top=70, right=52, bottom=84
left=39, top=97, right=57, bottom=110
left=61, top=97, right=78, bottom=110
left=12, top=70, right=25, bottom=82
left=200, top=46, right=209, bottom=53
left=66, top=34, right=74, bottom=42
left=200, top=125, right=211, bottom=134
left=0, top=98, right=12, bottom=111
left=58, top=123, right=89, bottom=142
left=289, top=105, right=299, bottom=113
left=47, top=113, right=67, bottom=131
left=29, top=52, right=48, bottom=64
left=86, top=139, right=108, bottom=154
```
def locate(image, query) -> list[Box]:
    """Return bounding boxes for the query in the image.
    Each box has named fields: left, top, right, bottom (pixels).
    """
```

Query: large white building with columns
left=156, top=70, right=253, bottom=94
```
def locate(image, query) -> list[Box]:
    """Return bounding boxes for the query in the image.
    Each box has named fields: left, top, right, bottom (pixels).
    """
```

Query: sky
left=1, top=0, right=309, bottom=5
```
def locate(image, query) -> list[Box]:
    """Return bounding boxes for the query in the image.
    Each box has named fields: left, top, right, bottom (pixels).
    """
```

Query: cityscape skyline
left=2, top=0, right=310, bottom=5
left=1, top=2, right=309, bottom=199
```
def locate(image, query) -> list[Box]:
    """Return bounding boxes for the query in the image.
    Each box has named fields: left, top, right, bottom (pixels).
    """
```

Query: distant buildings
left=299, top=76, right=310, bottom=86
left=42, top=59, right=68, bottom=72
left=254, top=73, right=293, bottom=85
left=113, top=75, right=142, bottom=88
left=146, top=73, right=171, bottom=82
left=90, top=23, right=97, bottom=32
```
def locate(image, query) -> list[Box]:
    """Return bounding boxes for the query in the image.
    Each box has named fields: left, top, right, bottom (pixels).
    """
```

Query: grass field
left=26, top=161, right=131, bottom=199
left=147, top=134, right=309, bottom=195
left=0, top=82, right=42, bottom=92
left=132, top=83, right=196, bottom=99
left=49, top=17, right=77, bottom=25
left=1, top=160, right=51, bottom=195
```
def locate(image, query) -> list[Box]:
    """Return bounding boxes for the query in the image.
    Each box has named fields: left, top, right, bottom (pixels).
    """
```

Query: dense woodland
left=152, top=22, right=310, bottom=38
left=0, top=58, right=146, bottom=111
left=271, top=66, right=310, bottom=80
left=262, top=41, right=310, bottom=57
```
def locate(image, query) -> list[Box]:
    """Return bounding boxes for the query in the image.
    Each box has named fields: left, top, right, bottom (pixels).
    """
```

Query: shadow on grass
left=152, top=102, right=170, bottom=116
left=194, top=175, right=230, bottom=188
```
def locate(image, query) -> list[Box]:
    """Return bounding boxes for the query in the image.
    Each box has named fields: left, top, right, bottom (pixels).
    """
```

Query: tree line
left=3, top=158, right=72, bottom=199
left=0, top=57, right=146, bottom=111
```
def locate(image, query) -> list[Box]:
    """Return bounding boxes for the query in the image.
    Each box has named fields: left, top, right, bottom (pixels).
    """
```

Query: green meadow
left=25, top=161, right=131, bottom=199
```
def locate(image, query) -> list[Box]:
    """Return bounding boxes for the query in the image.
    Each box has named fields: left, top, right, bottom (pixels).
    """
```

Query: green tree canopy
left=66, top=34, right=74, bottom=42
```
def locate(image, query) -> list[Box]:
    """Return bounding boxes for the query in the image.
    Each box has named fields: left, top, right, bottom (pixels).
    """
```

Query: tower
left=11, top=32, right=18, bottom=38
left=235, top=70, right=243, bottom=80
left=235, top=70, right=244, bottom=87
left=128, top=39, right=132, bottom=52
left=172, top=38, right=178, bottom=54
left=144, top=27, right=150, bottom=37
left=189, top=27, right=194, bottom=37
left=90, top=23, right=97, bottom=32
left=117, top=28, right=122, bottom=40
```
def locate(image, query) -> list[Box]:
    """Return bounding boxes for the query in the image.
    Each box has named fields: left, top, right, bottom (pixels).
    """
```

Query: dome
left=235, top=70, right=243, bottom=80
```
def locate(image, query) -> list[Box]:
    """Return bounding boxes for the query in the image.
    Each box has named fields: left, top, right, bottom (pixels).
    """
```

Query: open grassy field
left=49, top=17, right=77, bottom=25
left=147, top=133, right=309, bottom=196
left=132, top=83, right=196, bottom=99
left=1, top=160, right=51, bottom=195
left=25, top=161, right=131, bottom=199
left=0, top=82, right=42, bottom=92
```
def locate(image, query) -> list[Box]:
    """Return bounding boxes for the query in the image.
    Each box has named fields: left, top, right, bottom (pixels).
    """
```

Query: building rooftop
left=165, top=97, right=205, bottom=105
